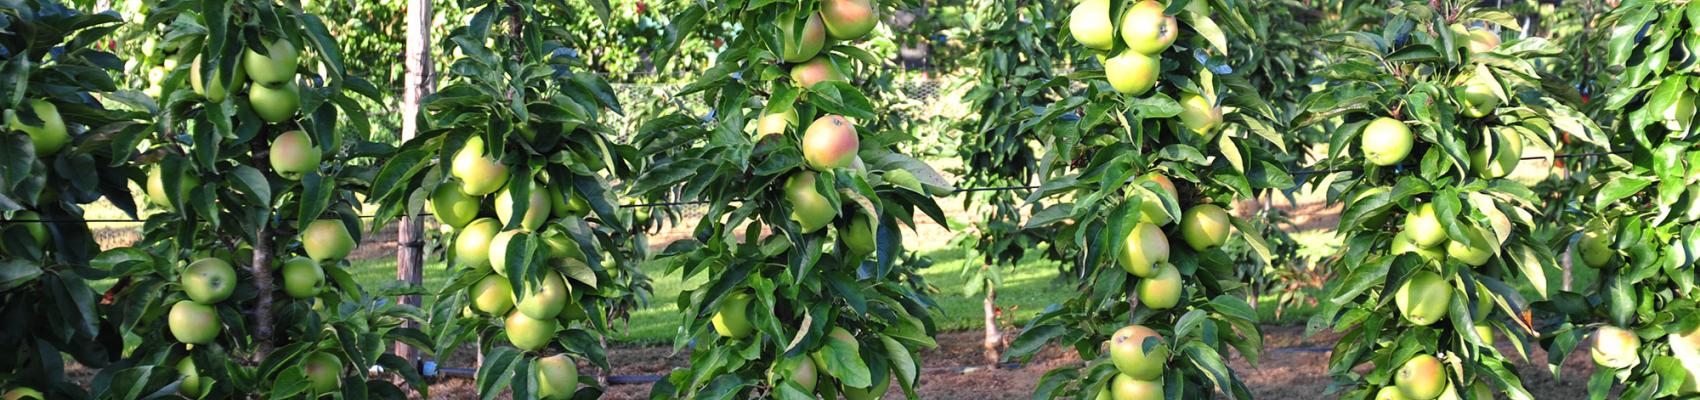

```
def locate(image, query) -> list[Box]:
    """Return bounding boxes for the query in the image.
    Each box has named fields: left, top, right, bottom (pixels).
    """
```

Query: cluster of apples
left=761, top=0, right=882, bottom=251
left=429, top=136, right=592, bottom=399
left=1114, top=173, right=1230, bottom=310
left=188, top=38, right=305, bottom=123
left=1069, top=0, right=1175, bottom=96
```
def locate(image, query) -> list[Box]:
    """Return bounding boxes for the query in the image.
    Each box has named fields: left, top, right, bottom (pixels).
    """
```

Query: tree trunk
left=982, top=283, right=1001, bottom=366
left=394, top=0, right=434, bottom=374
left=250, top=227, right=276, bottom=360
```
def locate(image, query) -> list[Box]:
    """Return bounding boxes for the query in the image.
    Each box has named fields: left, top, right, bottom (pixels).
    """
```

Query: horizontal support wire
left=0, top=150, right=1634, bottom=224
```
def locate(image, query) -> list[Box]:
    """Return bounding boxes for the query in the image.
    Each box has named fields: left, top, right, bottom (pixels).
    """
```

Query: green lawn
left=347, top=247, right=1316, bottom=345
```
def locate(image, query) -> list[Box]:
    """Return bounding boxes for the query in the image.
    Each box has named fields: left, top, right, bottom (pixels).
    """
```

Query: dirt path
left=424, top=326, right=1599, bottom=399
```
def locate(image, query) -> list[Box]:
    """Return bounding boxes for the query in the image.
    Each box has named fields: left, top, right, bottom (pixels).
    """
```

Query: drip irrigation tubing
left=0, top=150, right=1636, bottom=224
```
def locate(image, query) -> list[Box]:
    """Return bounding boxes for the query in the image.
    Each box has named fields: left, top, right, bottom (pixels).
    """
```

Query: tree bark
left=981, top=282, right=1001, bottom=366
left=394, top=0, right=434, bottom=372
left=250, top=227, right=276, bottom=360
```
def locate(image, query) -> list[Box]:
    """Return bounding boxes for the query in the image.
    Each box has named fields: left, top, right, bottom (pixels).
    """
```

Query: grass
left=346, top=246, right=1321, bottom=345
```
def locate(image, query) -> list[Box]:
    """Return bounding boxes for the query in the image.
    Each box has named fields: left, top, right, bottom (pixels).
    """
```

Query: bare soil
left=423, top=326, right=1598, bottom=399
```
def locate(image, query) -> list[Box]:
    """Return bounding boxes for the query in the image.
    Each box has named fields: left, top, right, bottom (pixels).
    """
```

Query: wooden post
left=394, top=0, right=433, bottom=371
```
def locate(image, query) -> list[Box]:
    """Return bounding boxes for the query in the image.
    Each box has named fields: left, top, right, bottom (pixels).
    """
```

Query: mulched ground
left=421, top=325, right=1600, bottom=399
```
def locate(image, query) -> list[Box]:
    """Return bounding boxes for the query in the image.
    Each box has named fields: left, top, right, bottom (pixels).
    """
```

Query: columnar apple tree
left=1540, top=0, right=1700, bottom=397
left=364, top=0, right=642, bottom=398
left=0, top=3, right=146, bottom=398
left=1295, top=2, right=1601, bottom=399
left=84, top=0, right=430, bottom=397
left=635, top=0, right=951, bottom=398
left=1007, top=0, right=1285, bottom=397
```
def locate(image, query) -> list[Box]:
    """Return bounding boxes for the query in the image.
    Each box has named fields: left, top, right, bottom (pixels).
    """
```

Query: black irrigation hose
left=0, top=150, right=1638, bottom=224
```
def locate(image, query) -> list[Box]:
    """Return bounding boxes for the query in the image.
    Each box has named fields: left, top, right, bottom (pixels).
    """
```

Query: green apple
left=1108, top=325, right=1167, bottom=380
left=1120, top=0, right=1177, bottom=55
left=1070, top=0, right=1116, bottom=50
left=455, top=218, right=503, bottom=269
left=302, top=219, right=356, bottom=262
left=506, top=309, right=559, bottom=351
left=1177, top=93, right=1223, bottom=138
left=772, top=355, right=818, bottom=393
left=1577, top=222, right=1614, bottom=268
left=1394, top=354, right=1446, bottom=400
left=1, top=388, right=43, bottom=400
left=757, top=105, right=799, bottom=137
left=1455, top=75, right=1500, bottom=119
left=1403, top=203, right=1446, bottom=248
left=1469, top=129, right=1523, bottom=179
left=537, top=354, right=580, bottom=400
left=1134, top=173, right=1179, bottom=225
left=146, top=165, right=199, bottom=211
left=1444, top=225, right=1494, bottom=267
left=7, top=99, right=68, bottom=156
left=471, top=274, right=515, bottom=315
left=168, top=300, right=221, bottom=344
left=785, top=172, right=837, bottom=233
left=303, top=352, right=342, bottom=395
left=820, top=0, right=879, bottom=40
left=488, top=230, right=526, bottom=276
left=1591, top=325, right=1641, bottom=369
left=2, top=211, right=48, bottom=255
left=1104, top=49, right=1159, bottom=95
left=268, top=130, right=321, bottom=180
left=1669, top=325, right=1700, bottom=393
left=791, top=55, right=847, bottom=89
left=496, top=181, right=550, bottom=232
left=1395, top=271, right=1452, bottom=326
left=1110, top=373, right=1163, bottom=400
left=712, top=292, right=755, bottom=339
left=1116, top=222, right=1170, bottom=278
left=452, top=136, right=510, bottom=196
left=1179, top=204, right=1231, bottom=251
left=811, top=327, right=861, bottom=379
left=281, top=256, right=325, bottom=299
left=779, top=12, right=827, bottom=63
left=190, top=54, right=246, bottom=103
left=513, top=271, right=570, bottom=320
left=1362, top=117, right=1413, bottom=166
left=803, top=115, right=859, bottom=171
left=243, top=38, right=300, bottom=85
left=248, top=81, right=300, bottom=123
left=177, top=357, right=204, bottom=397
left=842, top=212, right=876, bottom=257
left=1135, top=263, right=1182, bottom=310
left=182, top=258, right=236, bottom=304
left=1464, top=28, right=1499, bottom=56
left=430, top=180, right=482, bottom=230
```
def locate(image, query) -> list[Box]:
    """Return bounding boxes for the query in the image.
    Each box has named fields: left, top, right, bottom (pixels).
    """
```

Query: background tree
left=363, top=0, right=649, bottom=397
left=1295, top=1, right=1601, bottom=398
left=1005, top=0, right=1287, bottom=397
left=633, top=0, right=953, bottom=398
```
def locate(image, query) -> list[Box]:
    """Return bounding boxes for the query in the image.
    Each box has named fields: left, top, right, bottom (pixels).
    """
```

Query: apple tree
left=362, top=0, right=647, bottom=398
left=633, top=0, right=953, bottom=398
left=0, top=2, right=149, bottom=397
left=1534, top=0, right=1700, bottom=397
left=78, top=0, right=433, bottom=397
left=1293, top=2, right=1601, bottom=399
left=1002, top=0, right=1289, bottom=397
left=948, top=0, right=1080, bottom=364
